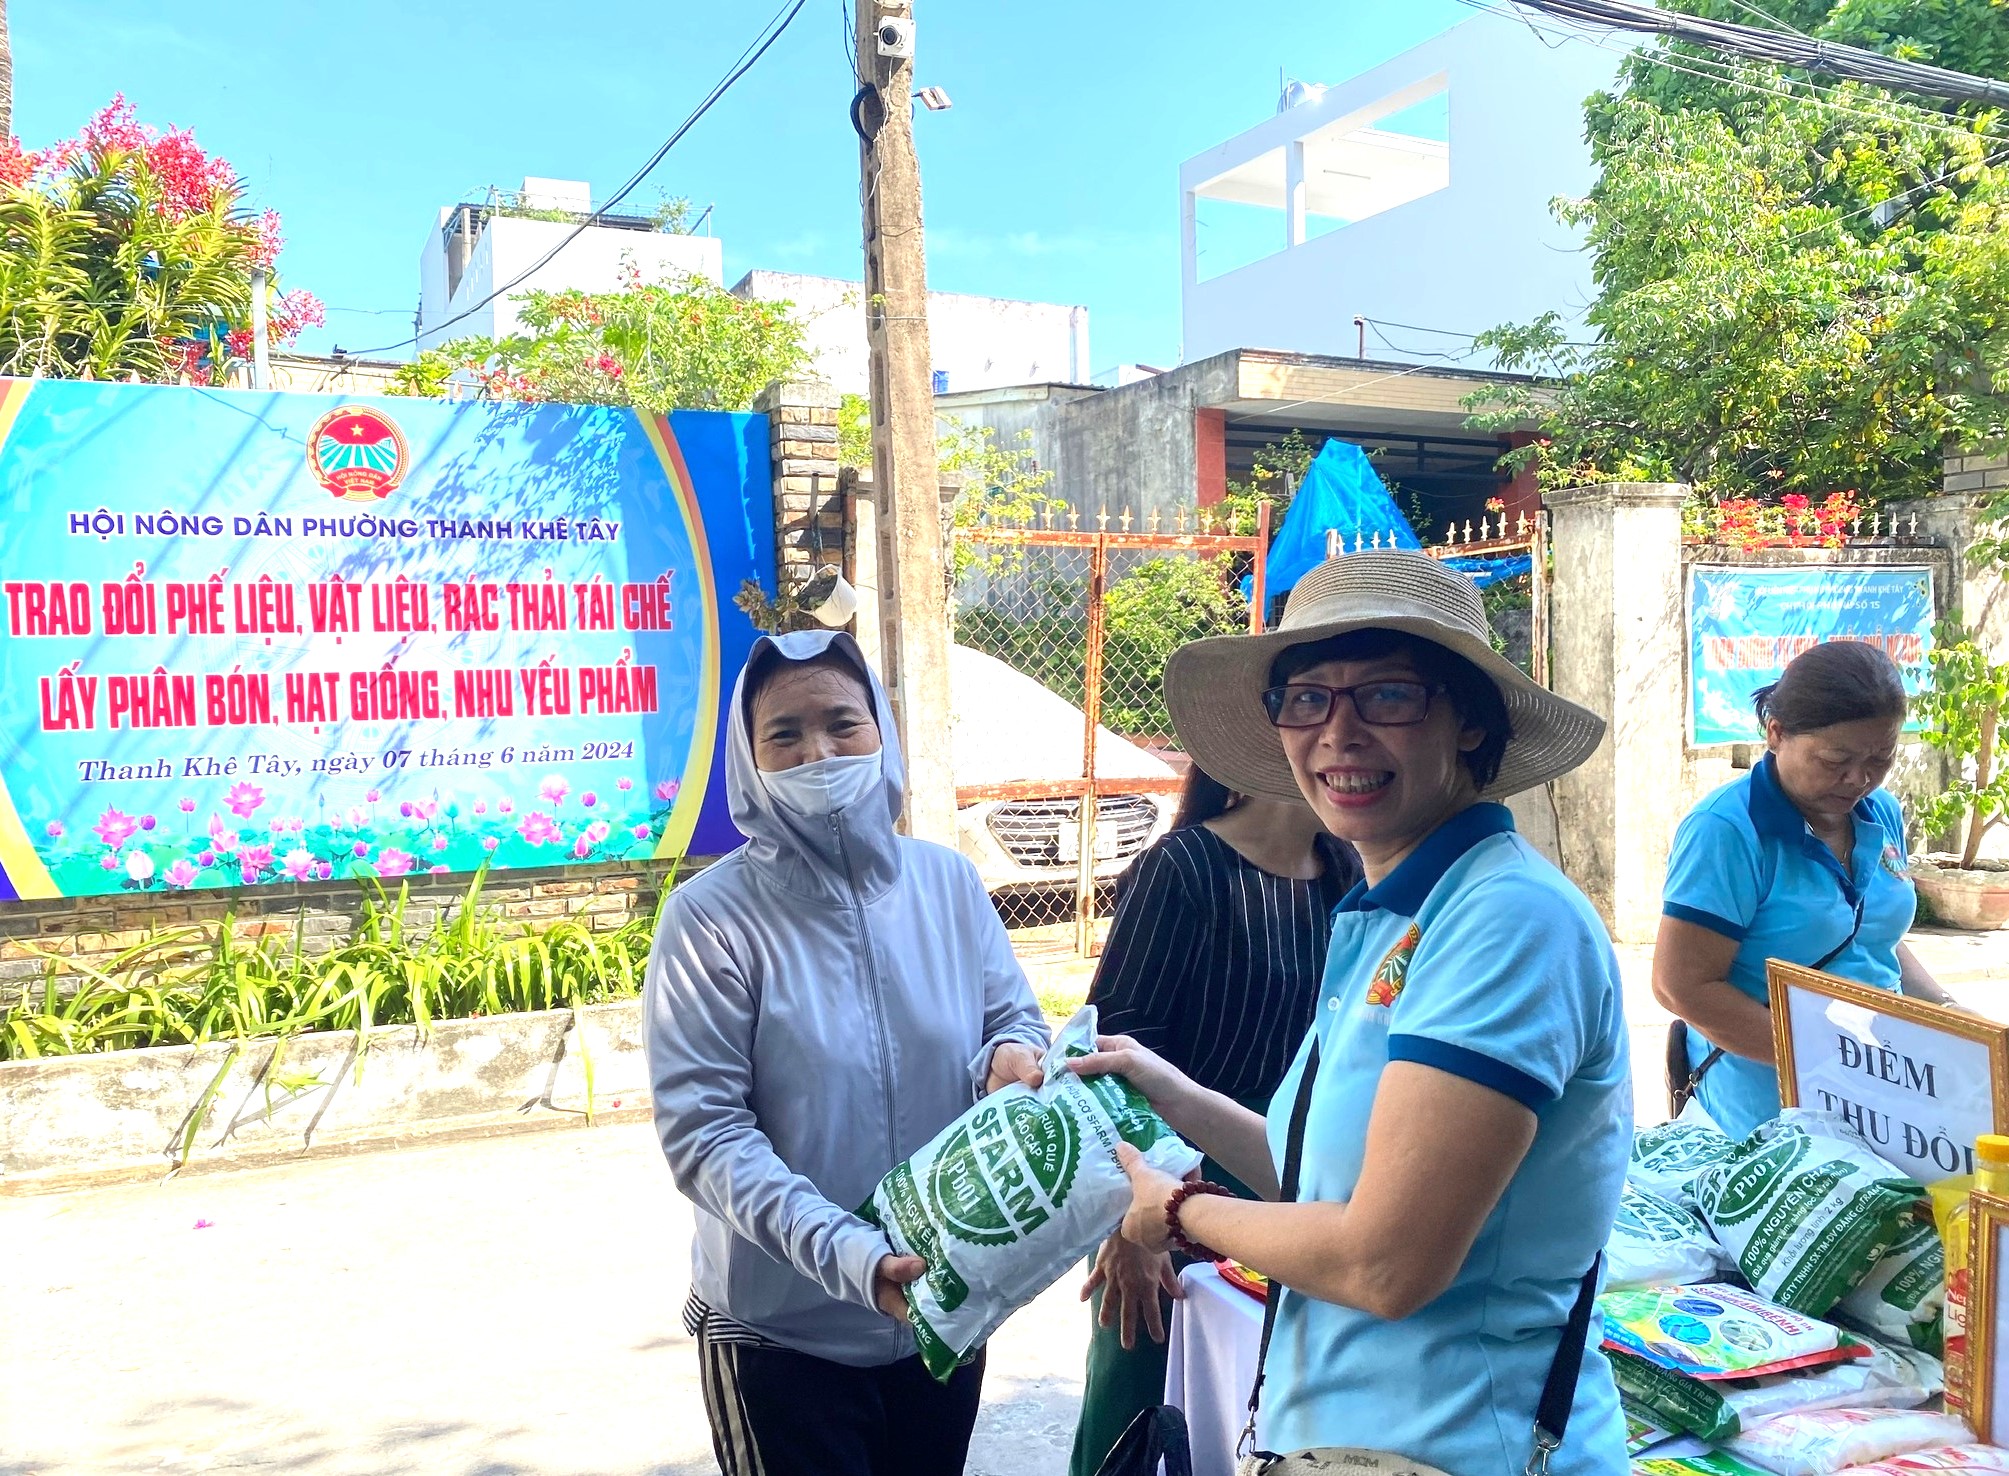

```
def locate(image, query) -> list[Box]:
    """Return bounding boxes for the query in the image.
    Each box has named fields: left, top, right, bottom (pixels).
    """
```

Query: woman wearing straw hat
left=1070, top=550, right=1630, bottom=1476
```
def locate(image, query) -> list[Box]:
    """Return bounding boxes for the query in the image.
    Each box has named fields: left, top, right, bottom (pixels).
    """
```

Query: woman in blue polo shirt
left=1073, top=551, right=1630, bottom=1476
left=1657, top=640, right=1954, bottom=1140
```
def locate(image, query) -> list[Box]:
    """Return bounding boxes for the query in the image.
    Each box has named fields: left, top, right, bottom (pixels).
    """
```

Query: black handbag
left=1093, top=1404, right=1193, bottom=1476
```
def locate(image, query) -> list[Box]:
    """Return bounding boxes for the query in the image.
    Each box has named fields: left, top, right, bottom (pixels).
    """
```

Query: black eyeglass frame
left=1260, top=680, right=1447, bottom=729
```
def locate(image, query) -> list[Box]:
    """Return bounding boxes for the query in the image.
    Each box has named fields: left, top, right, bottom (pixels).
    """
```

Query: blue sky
left=16, top=0, right=1472, bottom=369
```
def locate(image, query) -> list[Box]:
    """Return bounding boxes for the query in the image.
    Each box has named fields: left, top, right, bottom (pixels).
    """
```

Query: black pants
left=696, top=1327, right=986, bottom=1476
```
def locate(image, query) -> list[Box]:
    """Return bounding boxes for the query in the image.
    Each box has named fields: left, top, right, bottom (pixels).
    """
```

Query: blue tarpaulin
left=1242, top=439, right=1531, bottom=608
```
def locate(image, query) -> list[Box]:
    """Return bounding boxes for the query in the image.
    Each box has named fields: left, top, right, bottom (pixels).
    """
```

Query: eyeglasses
left=1261, top=680, right=1442, bottom=729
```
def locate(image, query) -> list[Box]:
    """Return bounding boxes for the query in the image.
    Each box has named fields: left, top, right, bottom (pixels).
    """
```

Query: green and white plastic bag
left=861, top=1006, right=1203, bottom=1380
left=1610, top=1182, right=1733, bottom=1289
left=1632, top=1103, right=1741, bottom=1209
left=1610, top=1336, right=1941, bottom=1443
left=1837, top=1215, right=1946, bottom=1355
left=1692, top=1109, right=1924, bottom=1316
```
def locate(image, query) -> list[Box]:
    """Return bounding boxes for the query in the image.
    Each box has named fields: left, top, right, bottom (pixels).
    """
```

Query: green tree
left=1100, top=557, right=1247, bottom=736
left=391, top=275, right=808, bottom=413
left=1468, top=2, right=2009, bottom=504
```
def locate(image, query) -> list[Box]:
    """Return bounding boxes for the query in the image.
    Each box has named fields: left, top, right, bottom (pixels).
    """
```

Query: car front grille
left=985, top=793, right=1161, bottom=870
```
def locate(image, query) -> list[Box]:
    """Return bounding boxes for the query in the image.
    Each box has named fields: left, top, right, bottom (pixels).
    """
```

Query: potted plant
left=1912, top=625, right=2009, bottom=929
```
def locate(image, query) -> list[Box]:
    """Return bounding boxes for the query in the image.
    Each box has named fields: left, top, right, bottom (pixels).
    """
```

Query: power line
left=348, top=0, right=809, bottom=357
left=1501, top=0, right=2009, bottom=108
left=1450, top=0, right=2009, bottom=145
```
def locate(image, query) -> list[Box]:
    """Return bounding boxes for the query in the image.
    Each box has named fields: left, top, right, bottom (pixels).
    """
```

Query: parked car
left=949, top=644, right=1178, bottom=898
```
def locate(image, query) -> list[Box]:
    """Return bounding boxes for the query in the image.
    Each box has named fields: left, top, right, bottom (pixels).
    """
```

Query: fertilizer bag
left=1633, top=1103, right=1742, bottom=1208
left=1610, top=1182, right=1733, bottom=1289
left=861, top=1006, right=1203, bottom=1380
left=1837, top=1215, right=1946, bottom=1356
left=1693, top=1110, right=1925, bottom=1316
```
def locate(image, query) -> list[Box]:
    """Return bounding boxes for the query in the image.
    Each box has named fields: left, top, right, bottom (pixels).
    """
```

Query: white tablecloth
left=1165, top=1263, right=1265, bottom=1476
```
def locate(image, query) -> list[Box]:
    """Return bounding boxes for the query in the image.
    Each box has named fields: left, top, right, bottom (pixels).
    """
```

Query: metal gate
left=951, top=505, right=1270, bottom=954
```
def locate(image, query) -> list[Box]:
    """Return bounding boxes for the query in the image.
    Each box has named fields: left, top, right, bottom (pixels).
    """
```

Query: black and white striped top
left=1090, top=824, right=1359, bottom=1105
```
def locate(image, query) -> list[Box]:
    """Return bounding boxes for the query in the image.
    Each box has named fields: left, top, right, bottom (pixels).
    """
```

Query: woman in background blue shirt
left=1657, top=640, right=1955, bottom=1139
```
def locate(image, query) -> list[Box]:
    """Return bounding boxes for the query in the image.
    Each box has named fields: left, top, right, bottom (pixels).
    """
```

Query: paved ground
left=6, top=924, right=2006, bottom=1475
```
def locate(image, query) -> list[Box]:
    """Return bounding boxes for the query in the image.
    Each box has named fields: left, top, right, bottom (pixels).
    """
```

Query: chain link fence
left=949, top=514, right=1265, bottom=953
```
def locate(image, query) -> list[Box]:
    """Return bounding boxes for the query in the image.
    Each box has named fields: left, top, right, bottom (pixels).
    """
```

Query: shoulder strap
left=1528, top=1256, right=1602, bottom=1474
left=1238, top=1034, right=1318, bottom=1459
left=1813, top=891, right=1867, bottom=972
left=1238, top=1034, right=1604, bottom=1470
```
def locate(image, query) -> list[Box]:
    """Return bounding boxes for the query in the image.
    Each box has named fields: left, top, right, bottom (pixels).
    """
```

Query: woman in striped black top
left=1067, top=767, right=1358, bottom=1476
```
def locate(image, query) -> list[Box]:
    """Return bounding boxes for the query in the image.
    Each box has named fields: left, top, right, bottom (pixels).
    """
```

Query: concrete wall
left=222, top=354, right=406, bottom=396
left=936, top=353, right=1241, bottom=522
left=417, top=214, right=723, bottom=350
left=0, top=998, right=649, bottom=1191
left=733, top=270, right=1089, bottom=396
left=1180, top=12, right=1618, bottom=364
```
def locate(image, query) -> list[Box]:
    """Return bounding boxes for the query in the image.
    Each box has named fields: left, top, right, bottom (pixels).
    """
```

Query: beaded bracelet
left=1164, top=1179, right=1233, bottom=1261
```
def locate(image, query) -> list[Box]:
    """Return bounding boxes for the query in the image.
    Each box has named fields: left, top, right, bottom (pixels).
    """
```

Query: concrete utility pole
left=854, top=0, right=957, bottom=844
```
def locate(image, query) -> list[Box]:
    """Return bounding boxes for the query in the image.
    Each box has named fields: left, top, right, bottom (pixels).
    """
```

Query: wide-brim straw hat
left=1166, top=549, right=1606, bottom=803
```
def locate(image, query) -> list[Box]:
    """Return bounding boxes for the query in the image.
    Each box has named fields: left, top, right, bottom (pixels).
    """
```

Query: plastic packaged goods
left=1837, top=1445, right=2009, bottom=1473
left=1602, top=1284, right=1850, bottom=1379
left=1692, top=1110, right=1925, bottom=1316
left=1609, top=1338, right=1939, bottom=1444
left=1633, top=1105, right=1742, bottom=1207
left=859, top=1007, right=1203, bottom=1381
left=1837, top=1214, right=1946, bottom=1355
left=1633, top=1454, right=1772, bottom=1476
left=1624, top=1396, right=1680, bottom=1456
left=1724, top=1407, right=1973, bottom=1476
left=1611, top=1182, right=1734, bottom=1289
left=1939, top=1135, right=2009, bottom=1421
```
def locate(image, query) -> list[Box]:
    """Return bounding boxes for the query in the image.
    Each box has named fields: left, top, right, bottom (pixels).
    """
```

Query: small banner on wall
left=1686, top=563, right=1936, bottom=746
left=0, top=380, right=773, bottom=900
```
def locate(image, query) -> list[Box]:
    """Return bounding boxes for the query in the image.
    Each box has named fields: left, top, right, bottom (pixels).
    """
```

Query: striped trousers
left=695, top=1319, right=986, bottom=1476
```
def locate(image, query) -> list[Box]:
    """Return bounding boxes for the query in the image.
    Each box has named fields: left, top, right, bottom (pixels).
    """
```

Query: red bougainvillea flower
left=225, top=781, right=265, bottom=818
left=93, top=808, right=139, bottom=849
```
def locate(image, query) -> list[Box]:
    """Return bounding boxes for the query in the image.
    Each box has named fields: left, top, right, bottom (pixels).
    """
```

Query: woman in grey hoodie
left=647, top=630, right=1050, bottom=1476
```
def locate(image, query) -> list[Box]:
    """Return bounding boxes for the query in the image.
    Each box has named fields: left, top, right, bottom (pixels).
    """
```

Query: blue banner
left=0, top=379, right=772, bottom=899
left=1686, top=564, right=1936, bottom=746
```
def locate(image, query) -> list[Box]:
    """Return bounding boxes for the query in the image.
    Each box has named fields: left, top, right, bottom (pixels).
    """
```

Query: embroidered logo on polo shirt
left=1881, top=843, right=1910, bottom=879
left=1365, top=923, right=1422, bottom=1008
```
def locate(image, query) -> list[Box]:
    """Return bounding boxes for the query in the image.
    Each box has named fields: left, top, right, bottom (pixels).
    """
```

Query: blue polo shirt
left=1262, top=803, right=1631, bottom=1476
left=1662, top=755, right=1915, bottom=1140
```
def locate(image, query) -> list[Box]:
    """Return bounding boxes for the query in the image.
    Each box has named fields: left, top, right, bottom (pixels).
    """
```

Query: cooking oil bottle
left=1938, top=1133, right=2009, bottom=1420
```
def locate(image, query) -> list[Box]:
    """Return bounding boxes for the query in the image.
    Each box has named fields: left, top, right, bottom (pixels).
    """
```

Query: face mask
left=761, top=751, right=883, bottom=817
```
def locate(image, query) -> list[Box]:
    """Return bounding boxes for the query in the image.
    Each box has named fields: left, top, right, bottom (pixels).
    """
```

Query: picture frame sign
left=1768, top=961, right=2009, bottom=1186
left=1965, top=1191, right=2009, bottom=1443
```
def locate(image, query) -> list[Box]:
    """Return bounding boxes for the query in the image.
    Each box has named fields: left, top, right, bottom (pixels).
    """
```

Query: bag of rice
left=1633, top=1104, right=1741, bottom=1207
left=1840, top=1445, right=2009, bottom=1473
left=859, top=1006, right=1202, bottom=1380
left=1603, top=1284, right=1849, bottom=1379
left=1692, top=1110, right=1925, bottom=1316
left=1610, top=1337, right=1939, bottom=1444
left=1724, top=1408, right=1973, bottom=1476
left=1837, top=1215, right=1946, bottom=1356
left=1612, top=1182, right=1733, bottom=1289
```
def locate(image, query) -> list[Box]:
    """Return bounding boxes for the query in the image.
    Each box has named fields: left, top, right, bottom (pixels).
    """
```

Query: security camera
left=876, top=17, right=915, bottom=58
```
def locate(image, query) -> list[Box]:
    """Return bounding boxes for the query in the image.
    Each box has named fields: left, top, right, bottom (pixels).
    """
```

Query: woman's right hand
left=1081, top=1232, right=1183, bottom=1349
left=1066, top=1033, right=1195, bottom=1116
left=873, top=1253, right=926, bottom=1323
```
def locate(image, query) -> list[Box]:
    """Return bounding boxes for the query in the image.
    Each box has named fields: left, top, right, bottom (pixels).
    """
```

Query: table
left=1165, top=1263, right=1264, bottom=1476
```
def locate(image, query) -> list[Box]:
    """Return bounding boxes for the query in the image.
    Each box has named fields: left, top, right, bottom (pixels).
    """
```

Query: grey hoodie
left=646, top=630, right=1048, bottom=1367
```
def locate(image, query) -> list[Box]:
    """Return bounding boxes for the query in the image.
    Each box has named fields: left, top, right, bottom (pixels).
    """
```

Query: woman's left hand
left=985, top=1041, right=1046, bottom=1095
left=1114, top=1141, right=1186, bottom=1256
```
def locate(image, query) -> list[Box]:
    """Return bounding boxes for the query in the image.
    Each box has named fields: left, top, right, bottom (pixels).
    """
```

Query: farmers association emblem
left=306, top=405, right=410, bottom=502
left=1365, top=922, right=1422, bottom=1008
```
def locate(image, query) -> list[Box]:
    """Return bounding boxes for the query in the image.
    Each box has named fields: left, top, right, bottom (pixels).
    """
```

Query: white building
left=730, top=270, right=1090, bottom=396
left=1179, top=13, right=1620, bottom=366
left=416, top=178, right=723, bottom=350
